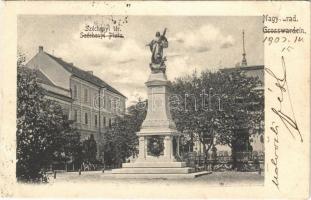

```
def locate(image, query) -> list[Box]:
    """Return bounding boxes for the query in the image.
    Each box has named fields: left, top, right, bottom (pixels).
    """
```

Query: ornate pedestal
left=112, top=72, right=194, bottom=175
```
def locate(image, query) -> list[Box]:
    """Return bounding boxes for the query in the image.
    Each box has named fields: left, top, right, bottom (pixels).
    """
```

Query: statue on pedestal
left=111, top=28, right=196, bottom=177
left=146, top=28, right=168, bottom=73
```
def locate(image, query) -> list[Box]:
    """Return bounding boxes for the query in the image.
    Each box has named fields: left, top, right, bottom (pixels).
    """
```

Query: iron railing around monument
left=50, top=161, right=105, bottom=172
left=182, top=151, right=264, bottom=172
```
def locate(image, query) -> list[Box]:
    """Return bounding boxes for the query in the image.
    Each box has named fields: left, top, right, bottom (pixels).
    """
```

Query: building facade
left=26, top=46, right=126, bottom=160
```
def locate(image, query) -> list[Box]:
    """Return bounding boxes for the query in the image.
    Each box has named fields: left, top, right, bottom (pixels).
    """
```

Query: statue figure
left=147, top=28, right=168, bottom=73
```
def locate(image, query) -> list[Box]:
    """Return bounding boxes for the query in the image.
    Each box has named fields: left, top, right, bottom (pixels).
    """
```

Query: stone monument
left=112, top=29, right=195, bottom=175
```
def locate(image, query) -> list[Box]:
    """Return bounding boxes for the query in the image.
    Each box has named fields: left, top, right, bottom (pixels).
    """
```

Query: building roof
left=35, top=69, right=55, bottom=86
left=220, top=65, right=264, bottom=83
left=22, top=66, right=55, bottom=87
left=22, top=67, right=73, bottom=102
left=220, top=65, right=264, bottom=72
left=45, top=53, right=126, bottom=98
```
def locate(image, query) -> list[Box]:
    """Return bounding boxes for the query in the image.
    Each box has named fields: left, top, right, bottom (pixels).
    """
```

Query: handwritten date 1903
left=263, top=36, right=304, bottom=45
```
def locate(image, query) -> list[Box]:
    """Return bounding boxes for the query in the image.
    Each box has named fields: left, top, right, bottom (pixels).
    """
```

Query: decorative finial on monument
left=241, top=30, right=248, bottom=67
left=146, top=28, right=168, bottom=73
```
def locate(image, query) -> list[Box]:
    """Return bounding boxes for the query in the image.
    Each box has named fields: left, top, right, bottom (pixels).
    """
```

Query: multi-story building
left=26, top=46, right=126, bottom=160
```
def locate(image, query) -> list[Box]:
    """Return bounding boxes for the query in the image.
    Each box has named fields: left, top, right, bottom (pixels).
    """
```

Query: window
left=102, top=96, right=106, bottom=109
left=116, top=99, right=121, bottom=113
left=103, top=117, right=106, bottom=127
left=84, top=88, right=88, bottom=103
left=73, top=85, right=77, bottom=99
left=94, top=115, right=98, bottom=127
left=107, top=97, right=111, bottom=110
left=74, top=110, right=78, bottom=122
left=112, top=99, right=116, bottom=112
left=260, top=135, right=264, bottom=143
left=108, top=118, right=112, bottom=128
left=84, top=113, right=88, bottom=124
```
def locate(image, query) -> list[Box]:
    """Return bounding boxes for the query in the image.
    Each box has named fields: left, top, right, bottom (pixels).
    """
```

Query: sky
left=18, top=15, right=264, bottom=105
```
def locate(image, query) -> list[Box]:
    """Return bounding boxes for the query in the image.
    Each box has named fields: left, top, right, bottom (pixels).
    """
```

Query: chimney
left=39, top=46, right=43, bottom=53
left=87, top=71, right=93, bottom=75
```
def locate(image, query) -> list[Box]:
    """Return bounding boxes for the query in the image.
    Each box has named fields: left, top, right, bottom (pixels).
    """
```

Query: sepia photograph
left=17, top=15, right=264, bottom=185
left=0, top=1, right=309, bottom=198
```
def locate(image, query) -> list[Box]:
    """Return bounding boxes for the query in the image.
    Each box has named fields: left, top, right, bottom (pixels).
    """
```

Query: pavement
left=48, top=170, right=264, bottom=186
left=15, top=171, right=264, bottom=198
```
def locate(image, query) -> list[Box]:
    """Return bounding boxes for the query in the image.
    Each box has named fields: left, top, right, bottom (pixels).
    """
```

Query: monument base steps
left=103, top=171, right=211, bottom=179
left=122, top=162, right=186, bottom=168
left=111, top=167, right=195, bottom=174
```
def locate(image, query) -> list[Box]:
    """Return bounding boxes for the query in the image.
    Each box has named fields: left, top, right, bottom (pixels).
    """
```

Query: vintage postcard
left=0, top=1, right=310, bottom=199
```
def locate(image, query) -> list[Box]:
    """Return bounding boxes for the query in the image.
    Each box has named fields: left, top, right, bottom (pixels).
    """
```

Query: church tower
left=241, top=30, right=248, bottom=67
